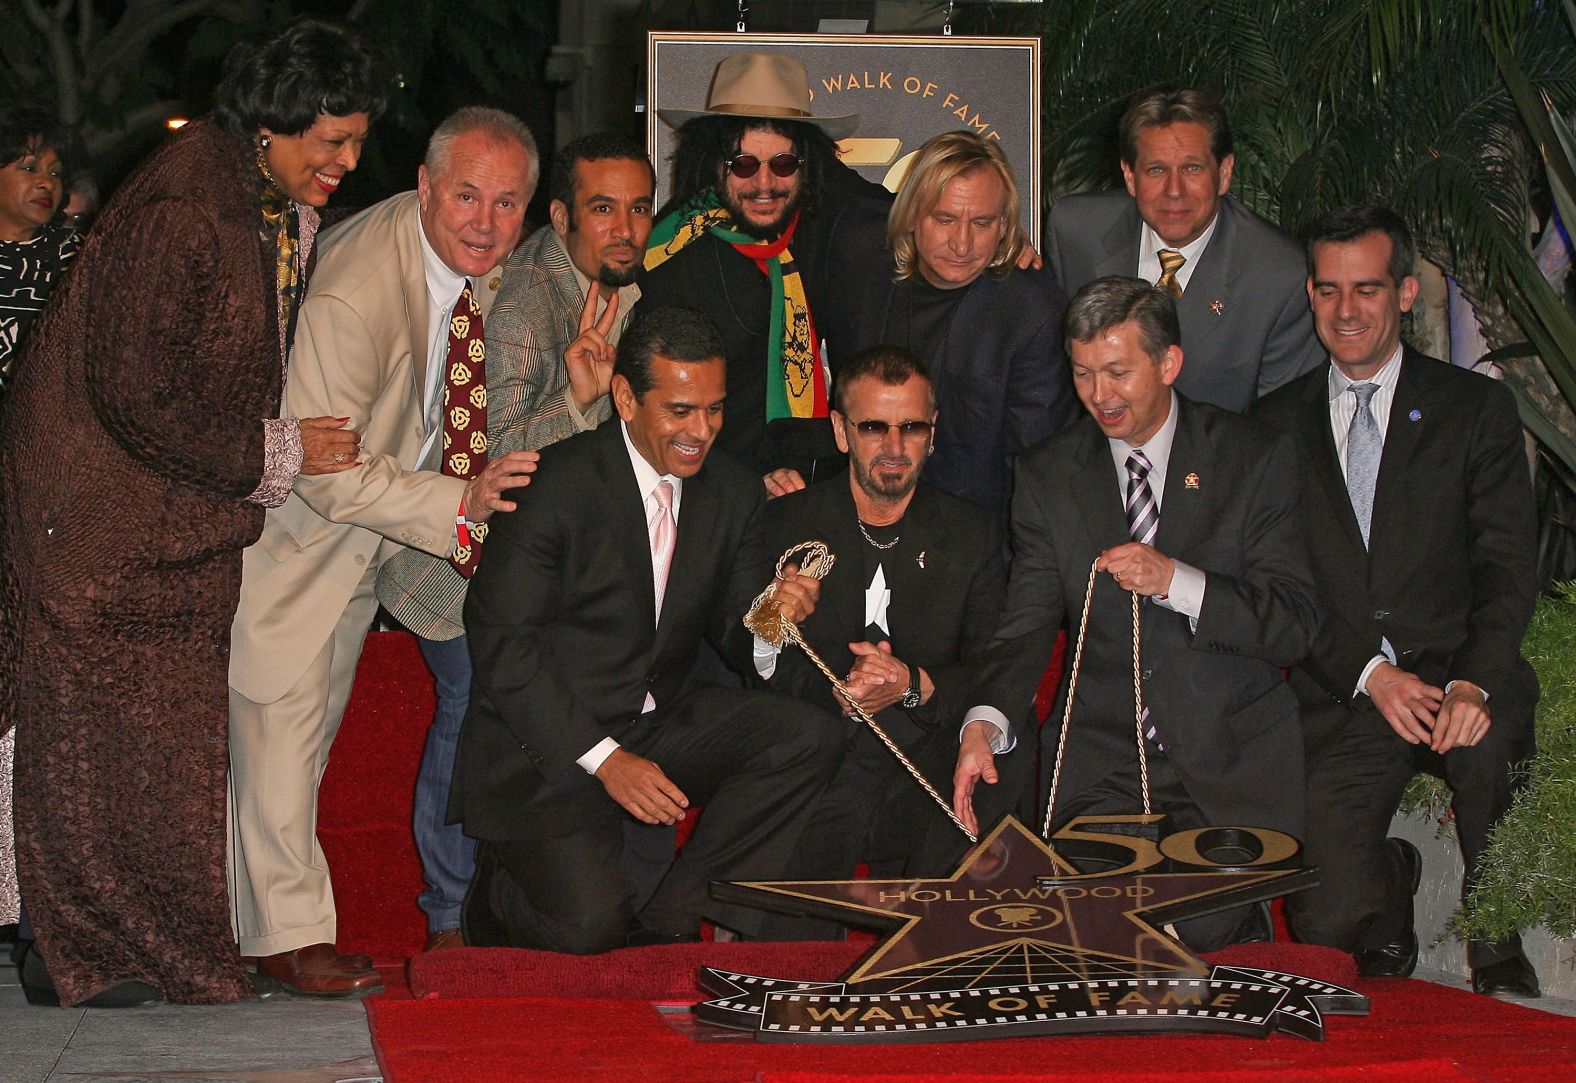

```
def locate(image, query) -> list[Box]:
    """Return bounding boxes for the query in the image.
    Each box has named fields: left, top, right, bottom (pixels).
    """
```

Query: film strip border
left=695, top=966, right=1368, bottom=1044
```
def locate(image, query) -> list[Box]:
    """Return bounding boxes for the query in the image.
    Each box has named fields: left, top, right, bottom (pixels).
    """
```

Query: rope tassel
left=743, top=541, right=977, bottom=843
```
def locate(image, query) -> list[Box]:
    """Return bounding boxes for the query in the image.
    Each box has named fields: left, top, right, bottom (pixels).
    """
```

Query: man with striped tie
left=954, top=275, right=1318, bottom=951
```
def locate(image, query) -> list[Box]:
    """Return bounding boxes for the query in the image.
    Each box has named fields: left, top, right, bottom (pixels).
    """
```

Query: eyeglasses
left=850, top=419, right=934, bottom=440
left=725, top=152, right=802, bottom=179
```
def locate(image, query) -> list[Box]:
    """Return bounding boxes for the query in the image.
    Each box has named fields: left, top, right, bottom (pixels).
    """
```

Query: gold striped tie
left=1156, top=248, right=1185, bottom=298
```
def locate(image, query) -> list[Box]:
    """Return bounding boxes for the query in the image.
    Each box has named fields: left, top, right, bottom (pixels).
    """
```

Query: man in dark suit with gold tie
left=452, top=306, right=843, bottom=953
left=1253, top=205, right=1541, bottom=998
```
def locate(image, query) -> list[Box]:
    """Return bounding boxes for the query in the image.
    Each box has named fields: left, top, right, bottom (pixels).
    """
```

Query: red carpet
left=404, top=940, right=1354, bottom=1001
left=320, top=631, right=433, bottom=964
left=368, top=945, right=1576, bottom=1082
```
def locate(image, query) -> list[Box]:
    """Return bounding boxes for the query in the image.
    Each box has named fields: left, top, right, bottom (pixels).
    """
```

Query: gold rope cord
left=743, top=540, right=978, bottom=843
left=1041, top=559, right=1153, bottom=838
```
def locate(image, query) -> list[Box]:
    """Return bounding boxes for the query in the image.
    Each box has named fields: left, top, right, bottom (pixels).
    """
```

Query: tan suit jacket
left=229, top=191, right=503, bottom=703
left=375, top=225, right=636, bottom=640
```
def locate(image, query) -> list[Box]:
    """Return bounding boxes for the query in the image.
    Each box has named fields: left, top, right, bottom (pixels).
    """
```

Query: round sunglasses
left=725, top=152, right=803, bottom=179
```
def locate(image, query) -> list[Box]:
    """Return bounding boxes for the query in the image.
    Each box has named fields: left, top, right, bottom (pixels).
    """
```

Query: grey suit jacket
left=376, top=225, right=632, bottom=640
left=1047, top=191, right=1322, bottom=412
left=230, top=191, right=501, bottom=703
left=973, top=398, right=1319, bottom=838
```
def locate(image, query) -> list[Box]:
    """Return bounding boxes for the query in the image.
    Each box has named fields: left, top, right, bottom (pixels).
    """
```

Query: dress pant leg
left=477, top=787, right=642, bottom=955
left=228, top=573, right=377, bottom=957
left=1437, top=712, right=1536, bottom=969
left=413, top=633, right=477, bottom=933
left=1285, top=700, right=1416, bottom=953
left=630, top=687, right=844, bottom=940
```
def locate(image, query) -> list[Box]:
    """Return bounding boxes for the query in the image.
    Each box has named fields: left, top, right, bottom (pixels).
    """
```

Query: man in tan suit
left=375, top=132, right=653, bottom=950
left=228, top=107, right=540, bottom=997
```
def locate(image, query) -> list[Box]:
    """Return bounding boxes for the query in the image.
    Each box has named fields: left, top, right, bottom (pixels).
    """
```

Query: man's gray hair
left=424, top=106, right=540, bottom=193
left=1064, top=276, right=1181, bottom=363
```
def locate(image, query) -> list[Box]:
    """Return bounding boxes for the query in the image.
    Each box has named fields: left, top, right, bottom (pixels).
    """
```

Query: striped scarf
left=645, top=193, right=828, bottom=422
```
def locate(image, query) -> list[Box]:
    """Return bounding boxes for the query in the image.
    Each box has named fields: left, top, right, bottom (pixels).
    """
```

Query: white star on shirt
left=866, top=562, right=891, bottom=635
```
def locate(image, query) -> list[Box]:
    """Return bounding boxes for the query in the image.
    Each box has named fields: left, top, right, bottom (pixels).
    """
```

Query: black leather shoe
left=1354, top=837, right=1422, bottom=978
left=460, top=843, right=510, bottom=948
left=1472, top=953, right=1541, bottom=999
left=19, top=942, right=163, bottom=1008
left=624, top=926, right=700, bottom=948
left=1230, top=902, right=1275, bottom=945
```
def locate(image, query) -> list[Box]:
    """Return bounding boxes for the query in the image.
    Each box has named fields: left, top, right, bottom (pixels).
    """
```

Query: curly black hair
left=213, top=18, right=392, bottom=141
left=0, top=105, right=82, bottom=181
left=660, top=115, right=839, bottom=220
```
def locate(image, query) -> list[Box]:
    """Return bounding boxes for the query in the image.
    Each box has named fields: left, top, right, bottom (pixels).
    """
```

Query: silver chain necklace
left=858, top=518, right=900, bottom=550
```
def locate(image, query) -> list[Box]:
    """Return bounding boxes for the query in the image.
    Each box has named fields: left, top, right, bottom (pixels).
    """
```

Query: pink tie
left=650, top=480, right=676, bottom=624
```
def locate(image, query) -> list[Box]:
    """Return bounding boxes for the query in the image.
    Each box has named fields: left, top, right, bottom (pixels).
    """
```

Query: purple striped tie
left=1126, top=450, right=1161, bottom=746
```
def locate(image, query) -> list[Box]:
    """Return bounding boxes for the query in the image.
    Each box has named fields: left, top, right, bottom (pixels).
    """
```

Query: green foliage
left=1450, top=584, right=1576, bottom=942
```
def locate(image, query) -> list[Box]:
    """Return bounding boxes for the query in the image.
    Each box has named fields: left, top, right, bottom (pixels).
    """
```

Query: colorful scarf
left=645, top=193, right=828, bottom=422
left=256, top=142, right=303, bottom=363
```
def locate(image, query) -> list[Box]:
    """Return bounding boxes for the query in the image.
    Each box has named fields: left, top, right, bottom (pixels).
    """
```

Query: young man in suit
left=453, top=306, right=844, bottom=953
left=954, top=275, right=1319, bottom=951
left=1046, top=90, right=1321, bottom=413
left=227, top=108, right=541, bottom=995
left=1253, top=205, right=1541, bottom=998
left=745, top=344, right=1011, bottom=885
left=374, top=133, right=654, bottom=951
left=818, top=132, right=1078, bottom=516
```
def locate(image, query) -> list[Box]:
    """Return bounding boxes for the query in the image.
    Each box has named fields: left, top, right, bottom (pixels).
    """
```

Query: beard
left=851, top=451, right=920, bottom=503
left=719, top=182, right=804, bottom=240
left=596, top=260, right=639, bottom=288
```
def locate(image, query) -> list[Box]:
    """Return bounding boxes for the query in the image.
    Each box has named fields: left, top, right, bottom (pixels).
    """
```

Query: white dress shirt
left=576, top=421, right=684, bottom=776
left=1137, top=214, right=1219, bottom=294
left=964, top=392, right=1206, bottom=753
left=417, top=225, right=473, bottom=468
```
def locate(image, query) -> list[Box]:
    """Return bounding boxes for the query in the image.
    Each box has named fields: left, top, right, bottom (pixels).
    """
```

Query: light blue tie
left=1345, top=383, right=1382, bottom=548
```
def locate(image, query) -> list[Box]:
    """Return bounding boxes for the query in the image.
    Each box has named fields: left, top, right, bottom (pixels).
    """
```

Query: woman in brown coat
left=0, top=20, right=388, bottom=1007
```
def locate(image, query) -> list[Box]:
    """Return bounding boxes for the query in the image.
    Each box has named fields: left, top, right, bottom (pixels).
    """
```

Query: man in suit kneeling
left=1253, top=206, right=1541, bottom=998
left=955, top=276, right=1319, bottom=952
left=452, top=305, right=844, bottom=953
left=745, top=345, right=1013, bottom=889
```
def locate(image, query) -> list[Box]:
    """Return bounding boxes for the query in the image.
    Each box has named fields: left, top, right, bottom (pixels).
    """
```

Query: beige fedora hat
left=659, top=52, right=859, bottom=140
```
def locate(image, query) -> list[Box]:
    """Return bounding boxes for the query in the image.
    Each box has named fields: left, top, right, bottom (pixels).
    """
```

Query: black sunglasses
left=851, top=419, right=934, bottom=440
left=725, top=152, right=802, bottom=179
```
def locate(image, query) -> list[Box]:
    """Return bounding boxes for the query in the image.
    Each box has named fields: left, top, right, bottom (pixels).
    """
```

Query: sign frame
left=645, top=31, right=1041, bottom=240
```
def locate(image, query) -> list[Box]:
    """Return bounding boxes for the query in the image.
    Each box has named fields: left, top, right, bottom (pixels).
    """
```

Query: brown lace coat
left=0, top=119, right=282, bottom=1005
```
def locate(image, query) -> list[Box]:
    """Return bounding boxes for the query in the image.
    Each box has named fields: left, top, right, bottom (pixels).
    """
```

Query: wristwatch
left=901, top=667, right=923, bottom=709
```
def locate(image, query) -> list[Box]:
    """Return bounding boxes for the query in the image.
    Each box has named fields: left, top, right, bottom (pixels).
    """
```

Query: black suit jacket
left=1047, top=192, right=1322, bottom=413
left=973, top=398, right=1319, bottom=837
left=741, top=474, right=1006, bottom=734
left=453, top=422, right=764, bottom=839
left=819, top=194, right=1078, bottom=515
left=1251, top=350, right=1539, bottom=733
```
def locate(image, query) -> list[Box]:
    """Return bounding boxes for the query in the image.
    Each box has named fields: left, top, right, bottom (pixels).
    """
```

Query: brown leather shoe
left=256, top=943, right=384, bottom=998
left=423, top=928, right=465, bottom=951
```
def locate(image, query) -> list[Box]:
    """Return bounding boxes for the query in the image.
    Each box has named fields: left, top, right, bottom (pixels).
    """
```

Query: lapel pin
left=1210, top=299, right=1224, bottom=316
left=489, top=275, right=501, bottom=290
left=1409, top=409, right=1422, bottom=422
left=1184, top=472, right=1200, bottom=490
left=916, top=551, right=926, bottom=570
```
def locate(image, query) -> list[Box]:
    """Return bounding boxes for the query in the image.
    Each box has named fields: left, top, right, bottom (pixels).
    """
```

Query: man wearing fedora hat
left=638, top=52, right=888, bottom=498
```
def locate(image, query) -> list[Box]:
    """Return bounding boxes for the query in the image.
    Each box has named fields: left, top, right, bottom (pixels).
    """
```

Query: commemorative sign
left=696, top=816, right=1368, bottom=1044
left=645, top=32, right=1040, bottom=239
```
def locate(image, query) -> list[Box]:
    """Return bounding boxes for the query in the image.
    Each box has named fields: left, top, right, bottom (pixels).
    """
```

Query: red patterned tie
left=443, top=283, right=488, bottom=577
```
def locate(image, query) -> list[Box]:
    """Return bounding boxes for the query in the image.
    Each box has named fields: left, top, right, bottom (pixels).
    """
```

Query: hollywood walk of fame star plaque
left=695, top=815, right=1367, bottom=1044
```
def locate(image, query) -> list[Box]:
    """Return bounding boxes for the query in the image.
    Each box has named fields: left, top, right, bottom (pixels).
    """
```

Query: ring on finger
left=332, top=453, right=346, bottom=464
